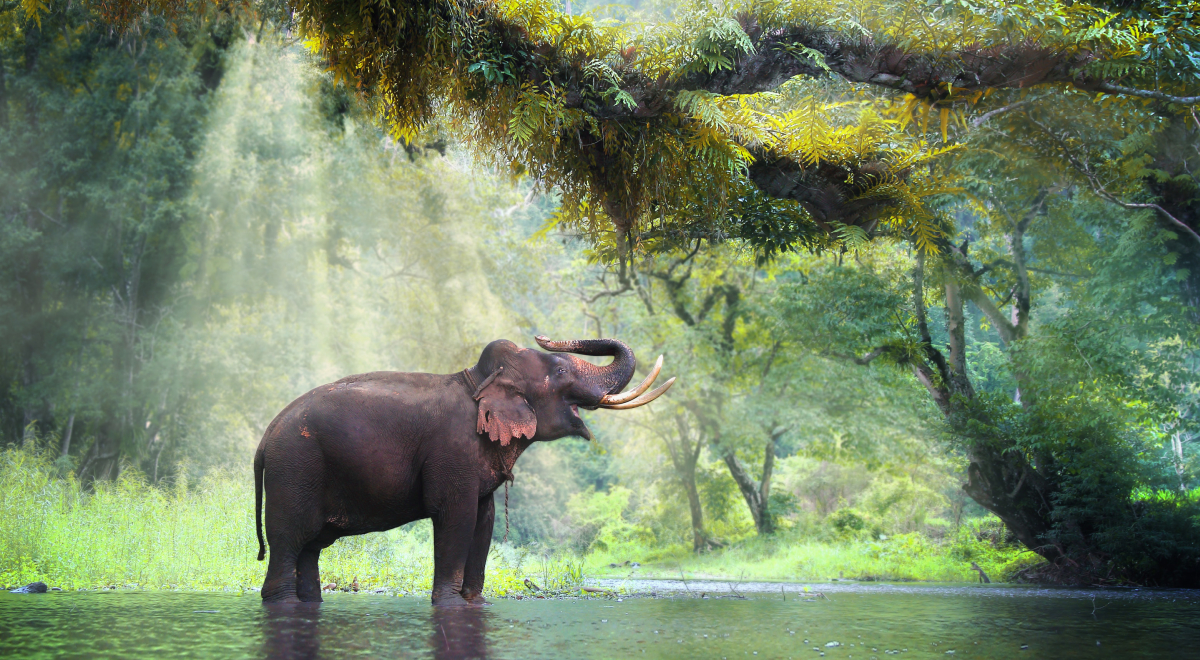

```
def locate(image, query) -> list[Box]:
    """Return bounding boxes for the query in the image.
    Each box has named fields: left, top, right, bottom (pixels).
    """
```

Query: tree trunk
left=908, top=246, right=1060, bottom=560
left=60, top=411, right=75, bottom=458
left=87, top=423, right=121, bottom=482
left=961, top=443, right=1055, bottom=553
left=21, top=354, right=37, bottom=449
left=0, top=48, right=8, bottom=129
left=665, top=412, right=710, bottom=552
left=720, top=427, right=780, bottom=536
left=682, top=470, right=707, bottom=551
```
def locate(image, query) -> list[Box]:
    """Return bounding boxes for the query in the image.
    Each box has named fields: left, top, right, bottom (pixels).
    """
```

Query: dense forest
left=2, top=0, right=1199, bottom=588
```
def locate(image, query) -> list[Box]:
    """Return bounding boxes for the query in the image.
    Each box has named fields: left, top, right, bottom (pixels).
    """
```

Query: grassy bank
left=0, top=449, right=579, bottom=595
left=583, top=525, right=1043, bottom=583
left=1, top=448, right=1038, bottom=593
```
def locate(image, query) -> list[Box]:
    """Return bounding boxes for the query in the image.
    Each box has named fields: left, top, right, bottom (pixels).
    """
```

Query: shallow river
left=1, top=580, right=1197, bottom=659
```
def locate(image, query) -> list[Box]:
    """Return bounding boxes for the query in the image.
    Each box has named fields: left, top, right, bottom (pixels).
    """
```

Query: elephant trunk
left=534, top=336, right=636, bottom=395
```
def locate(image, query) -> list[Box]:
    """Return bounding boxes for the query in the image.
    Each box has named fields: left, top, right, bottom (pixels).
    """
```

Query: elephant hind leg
left=261, top=505, right=326, bottom=602
left=296, top=532, right=338, bottom=602
left=261, top=547, right=301, bottom=602
left=296, top=546, right=323, bottom=602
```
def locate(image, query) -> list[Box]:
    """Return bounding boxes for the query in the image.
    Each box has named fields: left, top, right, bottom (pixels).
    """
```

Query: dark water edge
left=1, top=581, right=1198, bottom=659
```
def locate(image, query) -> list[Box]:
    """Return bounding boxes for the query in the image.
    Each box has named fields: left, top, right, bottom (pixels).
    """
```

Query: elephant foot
left=431, top=592, right=472, bottom=608
left=461, top=592, right=490, bottom=606
left=261, top=583, right=301, bottom=603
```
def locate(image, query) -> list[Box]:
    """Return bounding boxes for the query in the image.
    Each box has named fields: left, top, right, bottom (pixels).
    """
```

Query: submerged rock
left=10, top=582, right=48, bottom=594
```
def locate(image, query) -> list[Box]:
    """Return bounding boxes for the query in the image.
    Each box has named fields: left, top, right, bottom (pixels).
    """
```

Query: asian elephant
left=253, top=336, right=673, bottom=606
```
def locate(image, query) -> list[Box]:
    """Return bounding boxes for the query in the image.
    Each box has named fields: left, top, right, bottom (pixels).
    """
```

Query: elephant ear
left=475, top=370, right=536, bottom=447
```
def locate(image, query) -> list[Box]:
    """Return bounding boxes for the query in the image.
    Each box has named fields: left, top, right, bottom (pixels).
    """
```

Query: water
left=2, top=581, right=1197, bottom=659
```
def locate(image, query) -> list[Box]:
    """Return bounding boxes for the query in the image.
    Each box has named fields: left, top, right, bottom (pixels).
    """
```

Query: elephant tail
left=254, top=444, right=266, bottom=561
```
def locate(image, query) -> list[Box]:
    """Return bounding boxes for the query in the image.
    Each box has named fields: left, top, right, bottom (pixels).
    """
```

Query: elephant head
left=469, top=336, right=674, bottom=446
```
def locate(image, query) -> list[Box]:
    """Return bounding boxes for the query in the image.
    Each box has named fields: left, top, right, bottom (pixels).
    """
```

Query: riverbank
left=580, top=514, right=1043, bottom=584
left=2, top=448, right=1038, bottom=593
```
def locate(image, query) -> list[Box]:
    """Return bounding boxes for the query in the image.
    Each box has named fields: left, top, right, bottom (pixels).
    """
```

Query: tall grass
left=0, top=448, right=579, bottom=595
left=583, top=523, right=1043, bottom=583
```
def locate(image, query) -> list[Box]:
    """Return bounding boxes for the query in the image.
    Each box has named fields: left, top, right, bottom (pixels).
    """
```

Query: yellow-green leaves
left=508, top=84, right=562, bottom=144
left=19, top=0, right=49, bottom=26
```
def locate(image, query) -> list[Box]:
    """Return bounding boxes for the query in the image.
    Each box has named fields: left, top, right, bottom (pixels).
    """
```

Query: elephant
left=253, top=336, right=673, bottom=605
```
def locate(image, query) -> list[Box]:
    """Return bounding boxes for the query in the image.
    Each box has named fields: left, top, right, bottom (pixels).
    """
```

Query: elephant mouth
left=570, top=404, right=594, bottom=440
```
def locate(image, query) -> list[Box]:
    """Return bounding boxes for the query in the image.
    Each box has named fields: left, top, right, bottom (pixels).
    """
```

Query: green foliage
left=945, top=518, right=1043, bottom=581
left=946, top=385, right=1200, bottom=584
left=773, top=258, right=913, bottom=362
left=566, top=486, right=657, bottom=552
left=588, top=521, right=1041, bottom=583
left=828, top=508, right=873, bottom=537
left=0, top=2, right=229, bottom=471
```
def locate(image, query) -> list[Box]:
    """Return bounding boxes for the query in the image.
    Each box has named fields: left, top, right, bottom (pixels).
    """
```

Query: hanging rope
left=503, top=479, right=511, bottom=543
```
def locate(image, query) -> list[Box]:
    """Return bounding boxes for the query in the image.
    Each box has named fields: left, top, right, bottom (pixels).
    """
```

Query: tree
left=535, top=239, right=938, bottom=542
left=777, top=169, right=1199, bottom=581
left=0, top=3, right=236, bottom=478
left=625, top=408, right=714, bottom=551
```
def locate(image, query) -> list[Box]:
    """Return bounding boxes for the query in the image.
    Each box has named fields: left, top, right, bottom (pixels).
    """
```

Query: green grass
left=0, top=448, right=579, bottom=596
left=583, top=528, right=1043, bottom=583
left=1, top=447, right=1040, bottom=594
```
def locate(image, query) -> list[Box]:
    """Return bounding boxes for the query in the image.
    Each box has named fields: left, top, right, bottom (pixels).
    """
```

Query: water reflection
left=262, top=602, right=323, bottom=660
left=431, top=607, right=490, bottom=660
left=259, top=600, right=493, bottom=660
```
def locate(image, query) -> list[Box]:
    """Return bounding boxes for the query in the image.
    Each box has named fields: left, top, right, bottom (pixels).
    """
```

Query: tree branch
left=1028, top=115, right=1200, bottom=247
left=913, top=251, right=952, bottom=387
left=1092, top=82, right=1200, bottom=106
left=971, top=100, right=1032, bottom=127
left=278, top=0, right=1200, bottom=241
left=826, top=346, right=894, bottom=366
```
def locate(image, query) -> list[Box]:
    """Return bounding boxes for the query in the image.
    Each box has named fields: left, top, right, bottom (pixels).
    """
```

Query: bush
left=1045, top=428, right=1200, bottom=585
left=565, top=486, right=655, bottom=554
left=828, top=507, right=883, bottom=539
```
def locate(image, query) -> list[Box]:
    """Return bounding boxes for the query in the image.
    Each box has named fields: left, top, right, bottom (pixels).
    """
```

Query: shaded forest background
left=2, top=0, right=1199, bottom=586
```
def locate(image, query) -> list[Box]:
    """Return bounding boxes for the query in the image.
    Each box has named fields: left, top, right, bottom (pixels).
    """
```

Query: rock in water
left=10, top=582, right=48, bottom=594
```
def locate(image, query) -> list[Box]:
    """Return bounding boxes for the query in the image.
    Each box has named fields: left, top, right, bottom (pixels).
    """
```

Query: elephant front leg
left=460, top=494, right=495, bottom=605
left=430, top=498, right=479, bottom=607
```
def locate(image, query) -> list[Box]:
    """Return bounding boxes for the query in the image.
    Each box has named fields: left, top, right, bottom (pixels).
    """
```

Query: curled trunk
left=535, top=336, right=636, bottom=395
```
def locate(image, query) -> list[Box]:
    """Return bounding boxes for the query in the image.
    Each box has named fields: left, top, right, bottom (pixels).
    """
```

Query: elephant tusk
left=599, top=355, right=662, bottom=405
left=598, top=377, right=676, bottom=410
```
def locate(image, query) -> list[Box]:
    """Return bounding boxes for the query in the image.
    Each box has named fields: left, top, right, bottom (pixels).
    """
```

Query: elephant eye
left=557, top=367, right=566, bottom=375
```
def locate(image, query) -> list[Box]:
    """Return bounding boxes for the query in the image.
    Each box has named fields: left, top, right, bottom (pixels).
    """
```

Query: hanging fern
left=70, top=0, right=1200, bottom=258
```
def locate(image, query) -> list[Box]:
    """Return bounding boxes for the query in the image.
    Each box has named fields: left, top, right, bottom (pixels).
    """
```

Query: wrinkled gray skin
left=254, top=338, right=635, bottom=606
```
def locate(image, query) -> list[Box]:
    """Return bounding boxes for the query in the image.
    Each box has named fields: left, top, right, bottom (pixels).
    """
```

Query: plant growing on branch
left=71, top=0, right=1199, bottom=259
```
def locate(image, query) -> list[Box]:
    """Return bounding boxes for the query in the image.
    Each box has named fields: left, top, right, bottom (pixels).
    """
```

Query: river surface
left=1, top=580, right=1197, bottom=659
